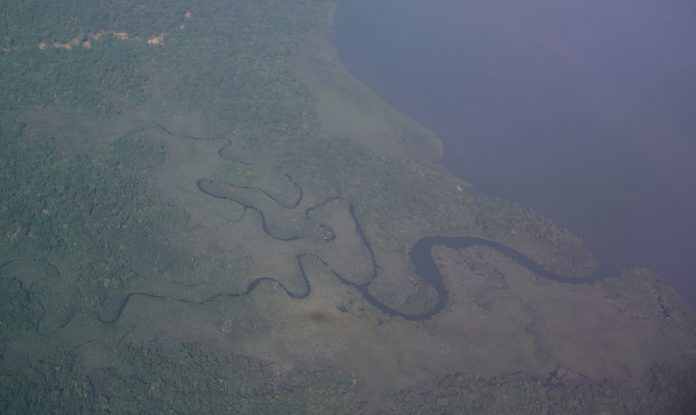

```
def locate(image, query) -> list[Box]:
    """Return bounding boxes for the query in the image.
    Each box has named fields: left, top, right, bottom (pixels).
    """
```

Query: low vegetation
left=1, top=0, right=694, bottom=413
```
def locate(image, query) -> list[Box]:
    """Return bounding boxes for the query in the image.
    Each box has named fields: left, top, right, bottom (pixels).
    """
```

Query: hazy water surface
left=333, top=0, right=696, bottom=310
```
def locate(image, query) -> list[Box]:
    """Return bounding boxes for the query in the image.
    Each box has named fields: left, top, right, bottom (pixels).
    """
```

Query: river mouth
left=331, top=0, right=696, bottom=311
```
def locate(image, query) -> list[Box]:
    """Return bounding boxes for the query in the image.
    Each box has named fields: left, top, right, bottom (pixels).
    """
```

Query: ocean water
left=332, top=0, right=696, bottom=310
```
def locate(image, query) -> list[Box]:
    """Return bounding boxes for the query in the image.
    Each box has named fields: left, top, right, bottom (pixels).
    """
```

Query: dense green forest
left=1, top=0, right=695, bottom=413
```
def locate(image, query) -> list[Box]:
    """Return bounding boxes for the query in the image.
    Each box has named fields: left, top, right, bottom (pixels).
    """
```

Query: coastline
left=329, top=0, right=696, bottom=312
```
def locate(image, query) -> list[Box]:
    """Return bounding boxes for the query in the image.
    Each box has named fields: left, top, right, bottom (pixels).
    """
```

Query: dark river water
left=332, top=0, right=696, bottom=311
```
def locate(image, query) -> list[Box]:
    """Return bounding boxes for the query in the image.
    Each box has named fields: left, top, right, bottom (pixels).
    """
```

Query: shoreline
left=328, top=0, right=696, bottom=313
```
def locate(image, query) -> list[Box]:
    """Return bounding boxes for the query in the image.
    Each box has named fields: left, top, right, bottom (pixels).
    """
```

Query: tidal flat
left=0, top=1, right=695, bottom=413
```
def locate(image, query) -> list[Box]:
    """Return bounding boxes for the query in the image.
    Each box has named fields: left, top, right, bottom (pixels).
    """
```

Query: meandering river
left=332, top=0, right=696, bottom=311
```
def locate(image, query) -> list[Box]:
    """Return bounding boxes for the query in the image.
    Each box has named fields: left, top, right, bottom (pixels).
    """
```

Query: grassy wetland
left=1, top=0, right=695, bottom=413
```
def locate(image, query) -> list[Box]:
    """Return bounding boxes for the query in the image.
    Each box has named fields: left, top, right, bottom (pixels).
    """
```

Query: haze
left=334, top=0, right=696, bottom=309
